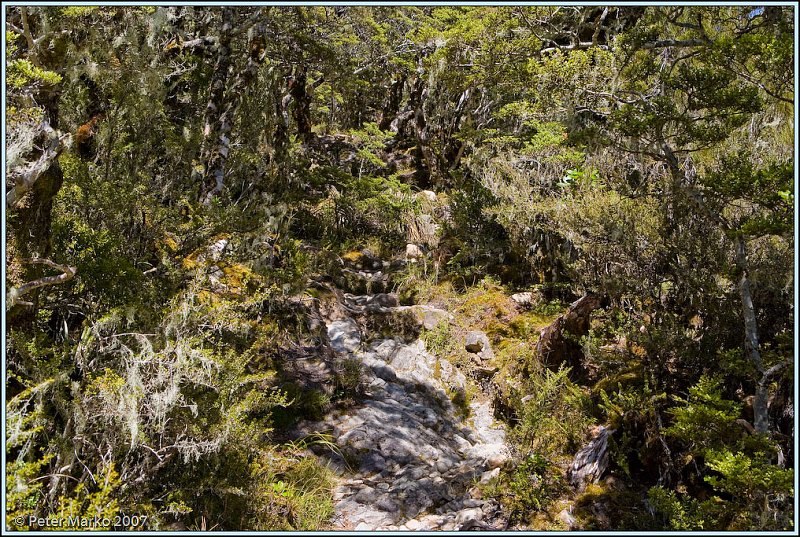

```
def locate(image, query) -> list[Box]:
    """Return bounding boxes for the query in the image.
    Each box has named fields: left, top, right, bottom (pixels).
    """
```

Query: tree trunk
left=6, top=162, right=65, bottom=328
left=197, top=10, right=270, bottom=205
left=536, top=293, right=602, bottom=379
left=289, top=66, right=313, bottom=143
left=197, top=7, right=234, bottom=205
left=734, top=234, right=771, bottom=434
left=274, top=72, right=292, bottom=155
left=379, top=76, right=405, bottom=131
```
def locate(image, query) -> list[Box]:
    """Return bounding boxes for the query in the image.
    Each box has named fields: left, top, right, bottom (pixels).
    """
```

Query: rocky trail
left=294, top=259, right=512, bottom=531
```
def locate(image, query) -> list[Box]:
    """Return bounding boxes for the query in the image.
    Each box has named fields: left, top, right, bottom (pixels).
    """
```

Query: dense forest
left=4, top=4, right=795, bottom=532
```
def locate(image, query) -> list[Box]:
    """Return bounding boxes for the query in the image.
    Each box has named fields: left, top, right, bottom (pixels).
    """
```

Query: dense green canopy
left=4, top=4, right=794, bottom=531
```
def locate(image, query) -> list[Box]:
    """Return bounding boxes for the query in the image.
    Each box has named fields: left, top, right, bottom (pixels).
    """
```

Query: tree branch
left=6, top=122, right=70, bottom=209
left=540, top=42, right=609, bottom=54
left=639, top=38, right=709, bottom=49
left=760, top=360, right=790, bottom=385
left=7, top=258, right=77, bottom=309
left=20, top=7, right=42, bottom=67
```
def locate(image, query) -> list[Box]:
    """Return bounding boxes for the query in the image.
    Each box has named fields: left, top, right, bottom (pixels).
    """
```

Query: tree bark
left=197, top=7, right=234, bottom=205
left=379, top=76, right=405, bottom=131
left=734, top=234, right=773, bottom=434
left=197, top=10, right=271, bottom=205
left=289, top=66, right=325, bottom=145
left=289, top=66, right=313, bottom=143
left=536, top=293, right=602, bottom=379
left=6, top=160, right=65, bottom=327
left=7, top=259, right=77, bottom=309
left=568, top=425, right=614, bottom=490
left=6, top=122, right=68, bottom=209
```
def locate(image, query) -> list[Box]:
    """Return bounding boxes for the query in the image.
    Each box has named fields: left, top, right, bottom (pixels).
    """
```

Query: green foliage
left=255, top=454, right=335, bottom=530
left=6, top=455, right=55, bottom=529
left=704, top=448, right=793, bottom=502
left=485, top=452, right=565, bottom=523
left=512, top=366, right=594, bottom=459
left=5, top=31, right=62, bottom=88
left=649, top=376, right=795, bottom=530
left=419, top=318, right=457, bottom=357
left=335, top=357, right=365, bottom=400
left=646, top=486, right=709, bottom=530
left=301, top=165, right=414, bottom=246
left=347, top=122, right=393, bottom=168
left=599, top=381, right=667, bottom=431
left=4, top=5, right=794, bottom=532
left=664, top=375, right=741, bottom=450
left=6, top=58, right=62, bottom=88
left=56, top=463, right=122, bottom=524
left=51, top=207, right=144, bottom=307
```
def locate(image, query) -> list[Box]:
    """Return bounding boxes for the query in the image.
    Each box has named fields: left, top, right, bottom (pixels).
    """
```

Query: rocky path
left=296, top=289, right=510, bottom=531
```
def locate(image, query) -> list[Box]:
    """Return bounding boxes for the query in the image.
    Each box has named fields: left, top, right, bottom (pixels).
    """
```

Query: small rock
left=455, top=507, right=484, bottom=526
left=404, top=519, right=423, bottom=530
left=480, top=467, right=500, bottom=484
left=376, top=497, right=399, bottom=512
left=366, top=293, right=399, bottom=308
left=418, top=514, right=442, bottom=529
left=465, top=331, right=490, bottom=353
left=487, top=453, right=509, bottom=469
left=406, top=243, right=425, bottom=259
left=446, top=499, right=464, bottom=512
left=472, top=358, right=499, bottom=377
left=328, top=318, right=361, bottom=353
left=353, top=486, right=377, bottom=504
left=410, top=305, right=453, bottom=330
left=511, top=291, right=534, bottom=307
left=360, top=452, right=387, bottom=473
left=453, top=435, right=472, bottom=453
left=481, top=501, right=497, bottom=514
left=436, top=459, right=453, bottom=473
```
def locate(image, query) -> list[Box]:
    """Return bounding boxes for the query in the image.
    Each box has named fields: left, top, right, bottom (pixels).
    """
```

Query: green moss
left=573, top=481, right=654, bottom=530
left=448, top=385, right=471, bottom=419
left=341, top=250, right=364, bottom=263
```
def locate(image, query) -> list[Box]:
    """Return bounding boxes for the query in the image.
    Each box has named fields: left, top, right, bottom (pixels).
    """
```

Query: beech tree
left=4, top=4, right=794, bottom=531
left=598, top=5, right=794, bottom=434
